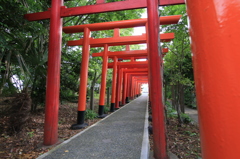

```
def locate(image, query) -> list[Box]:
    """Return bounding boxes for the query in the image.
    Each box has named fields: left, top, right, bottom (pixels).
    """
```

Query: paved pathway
left=38, top=93, right=149, bottom=159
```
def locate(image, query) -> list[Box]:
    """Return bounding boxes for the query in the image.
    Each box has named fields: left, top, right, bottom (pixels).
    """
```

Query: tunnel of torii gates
left=24, top=0, right=240, bottom=158
left=64, top=22, right=175, bottom=120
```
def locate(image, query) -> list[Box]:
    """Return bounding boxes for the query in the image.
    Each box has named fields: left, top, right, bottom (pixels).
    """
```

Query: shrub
left=85, top=109, right=98, bottom=120
left=165, top=101, right=177, bottom=118
left=180, top=113, right=192, bottom=124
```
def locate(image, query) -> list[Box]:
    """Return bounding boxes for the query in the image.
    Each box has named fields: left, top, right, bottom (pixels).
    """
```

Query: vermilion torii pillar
left=43, top=0, right=63, bottom=146
left=98, top=44, right=109, bottom=118
left=110, top=56, right=118, bottom=112
left=115, top=67, right=123, bottom=108
left=147, top=0, right=167, bottom=158
left=186, top=0, right=240, bottom=158
left=70, top=27, right=91, bottom=130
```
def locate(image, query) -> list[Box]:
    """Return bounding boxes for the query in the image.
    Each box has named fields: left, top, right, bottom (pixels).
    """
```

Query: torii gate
left=119, top=69, right=149, bottom=105
left=101, top=46, right=169, bottom=107
left=117, top=71, right=149, bottom=108
left=108, top=61, right=148, bottom=105
left=122, top=69, right=149, bottom=105
left=63, top=22, right=176, bottom=118
left=132, top=77, right=148, bottom=97
left=127, top=73, right=148, bottom=100
left=92, top=46, right=168, bottom=111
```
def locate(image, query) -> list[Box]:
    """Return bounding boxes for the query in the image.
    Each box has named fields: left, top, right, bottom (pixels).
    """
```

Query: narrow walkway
left=38, top=93, right=149, bottom=159
left=185, top=107, right=198, bottom=124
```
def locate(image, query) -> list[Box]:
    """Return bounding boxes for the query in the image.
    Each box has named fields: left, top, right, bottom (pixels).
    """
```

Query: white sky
left=133, top=9, right=147, bottom=49
left=133, top=9, right=147, bottom=36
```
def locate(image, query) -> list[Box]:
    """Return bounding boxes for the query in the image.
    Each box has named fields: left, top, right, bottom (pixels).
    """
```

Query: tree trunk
left=171, top=85, right=176, bottom=109
left=179, top=84, right=185, bottom=113
left=176, top=102, right=183, bottom=125
left=90, top=86, right=94, bottom=110
left=164, top=83, right=167, bottom=104
left=176, top=82, right=183, bottom=125
left=107, top=87, right=110, bottom=107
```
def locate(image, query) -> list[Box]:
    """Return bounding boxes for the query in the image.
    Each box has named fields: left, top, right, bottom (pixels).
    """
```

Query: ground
left=0, top=99, right=101, bottom=159
left=166, top=118, right=201, bottom=158
left=0, top=97, right=201, bottom=159
left=149, top=117, right=201, bottom=159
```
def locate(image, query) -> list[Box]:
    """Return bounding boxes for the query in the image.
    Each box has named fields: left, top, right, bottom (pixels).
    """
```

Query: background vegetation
left=161, top=5, right=196, bottom=123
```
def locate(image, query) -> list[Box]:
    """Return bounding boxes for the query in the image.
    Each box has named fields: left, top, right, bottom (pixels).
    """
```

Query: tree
left=161, top=5, right=194, bottom=124
left=0, top=0, right=50, bottom=112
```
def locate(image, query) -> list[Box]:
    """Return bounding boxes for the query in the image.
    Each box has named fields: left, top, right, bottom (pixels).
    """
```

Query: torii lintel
left=24, top=0, right=184, bottom=21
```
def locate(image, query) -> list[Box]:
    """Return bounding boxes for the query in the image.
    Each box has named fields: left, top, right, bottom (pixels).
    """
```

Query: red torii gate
left=122, top=69, right=149, bottom=105
left=132, top=77, right=148, bottom=97
left=75, top=20, right=175, bottom=116
left=118, top=71, right=148, bottom=108
left=127, top=73, right=148, bottom=99
left=92, top=47, right=167, bottom=110
left=101, top=46, right=168, bottom=107
left=128, top=76, right=148, bottom=99
left=63, top=21, right=175, bottom=118
left=122, top=70, right=149, bottom=102
left=108, top=61, right=148, bottom=105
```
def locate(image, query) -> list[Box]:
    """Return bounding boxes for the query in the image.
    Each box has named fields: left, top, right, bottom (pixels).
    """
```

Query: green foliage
left=0, top=0, right=49, bottom=110
left=0, top=0, right=145, bottom=111
left=166, top=101, right=192, bottom=124
left=104, top=105, right=110, bottom=114
left=180, top=113, right=192, bottom=124
left=184, top=130, right=196, bottom=136
left=184, top=86, right=197, bottom=108
left=27, top=131, right=34, bottom=138
left=161, top=5, right=196, bottom=111
left=85, top=109, right=98, bottom=120
left=165, top=101, right=177, bottom=118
